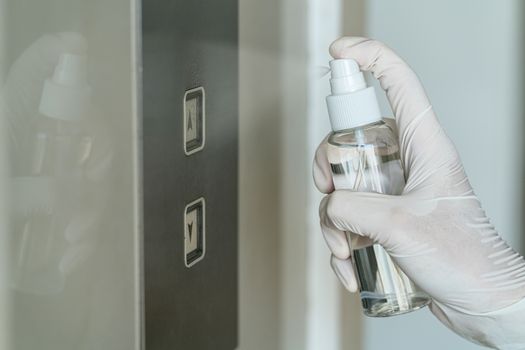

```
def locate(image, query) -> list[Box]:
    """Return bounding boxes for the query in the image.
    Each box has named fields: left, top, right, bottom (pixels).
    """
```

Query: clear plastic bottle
left=10, top=53, right=93, bottom=294
left=325, top=59, right=430, bottom=316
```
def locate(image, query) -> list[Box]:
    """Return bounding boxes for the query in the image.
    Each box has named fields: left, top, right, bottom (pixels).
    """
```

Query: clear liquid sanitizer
left=325, top=59, right=431, bottom=316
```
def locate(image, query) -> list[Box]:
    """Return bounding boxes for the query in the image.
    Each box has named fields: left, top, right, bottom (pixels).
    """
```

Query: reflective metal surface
left=0, top=0, right=141, bottom=349
left=142, top=0, right=239, bottom=348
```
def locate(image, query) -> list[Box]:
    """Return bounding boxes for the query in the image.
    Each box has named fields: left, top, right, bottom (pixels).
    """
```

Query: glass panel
left=0, top=0, right=140, bottom=349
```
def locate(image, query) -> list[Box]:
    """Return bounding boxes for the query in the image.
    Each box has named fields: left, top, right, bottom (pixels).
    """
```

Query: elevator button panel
left=184, top=87, right=205, bottom=155
left=143, top=0, right=238, bottom=346
left=184, top=197, right=205, bottom=267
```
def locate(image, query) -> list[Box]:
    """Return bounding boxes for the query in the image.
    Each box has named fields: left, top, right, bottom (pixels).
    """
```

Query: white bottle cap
left=326, top=59, right=381, bottom=131
left=39, top=53, right=91, bottom=121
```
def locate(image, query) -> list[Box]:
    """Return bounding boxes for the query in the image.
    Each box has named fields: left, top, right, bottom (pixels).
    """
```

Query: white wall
left=239, top=0, right=361, bottom=348
left=305, top=0, right=345, bottom=348
left=238, top=0, right=281, bottom=348
left=363, top=1, right=524, bottom=349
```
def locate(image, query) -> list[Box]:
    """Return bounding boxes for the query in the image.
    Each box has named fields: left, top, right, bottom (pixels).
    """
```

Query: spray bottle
left=325, top=59, right=431, bottom=316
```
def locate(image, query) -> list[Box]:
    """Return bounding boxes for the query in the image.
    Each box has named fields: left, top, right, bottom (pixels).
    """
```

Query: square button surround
left=184, top=197, right=206, bottom=267
left=183, top=87, right=205, bottom=155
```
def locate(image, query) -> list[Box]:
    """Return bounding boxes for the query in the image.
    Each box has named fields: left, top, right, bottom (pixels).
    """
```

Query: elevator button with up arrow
left=183, top=87, right=205, bottom=155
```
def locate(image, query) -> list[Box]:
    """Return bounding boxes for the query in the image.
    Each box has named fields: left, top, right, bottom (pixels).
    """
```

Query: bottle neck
left=332, top=119, right=384, bottom=135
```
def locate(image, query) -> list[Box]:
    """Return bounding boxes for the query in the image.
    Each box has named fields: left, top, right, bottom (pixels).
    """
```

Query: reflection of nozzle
left=39, top=53, right=91, bottom=121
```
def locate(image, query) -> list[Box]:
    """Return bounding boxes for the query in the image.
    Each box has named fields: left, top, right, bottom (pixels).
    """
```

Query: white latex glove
left=313, top=37, right=525, bottom=350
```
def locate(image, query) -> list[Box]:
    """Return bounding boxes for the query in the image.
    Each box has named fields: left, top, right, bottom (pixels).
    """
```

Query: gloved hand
left=313, top=37, right=525, bottom=349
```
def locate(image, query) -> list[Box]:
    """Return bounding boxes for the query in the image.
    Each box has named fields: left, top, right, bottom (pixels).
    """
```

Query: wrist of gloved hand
left=431, top=297, right=525, bottom=350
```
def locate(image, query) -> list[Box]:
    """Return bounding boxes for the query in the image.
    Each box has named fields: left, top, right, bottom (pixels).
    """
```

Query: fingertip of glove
left=331, top=255, right=358, bottom=293
left=320, top=223, right=350, bottom=260
left=329, top=36, right=370, bottom=58
left=313, top=160, right=334, bottom=194
left=313, top=137, right=334, bottom=194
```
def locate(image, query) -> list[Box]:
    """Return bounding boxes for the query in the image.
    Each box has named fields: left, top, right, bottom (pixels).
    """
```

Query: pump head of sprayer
left=329, top=59, right=367, bottom=94
left=326, top=58, right=382, bottom=131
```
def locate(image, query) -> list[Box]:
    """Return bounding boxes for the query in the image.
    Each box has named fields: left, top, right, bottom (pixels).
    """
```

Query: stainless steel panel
left=141, top=0, right=239, bottom=348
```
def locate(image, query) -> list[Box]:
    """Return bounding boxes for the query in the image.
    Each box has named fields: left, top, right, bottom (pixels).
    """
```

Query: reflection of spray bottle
left=325, top=59, right=431, bottom=316
left=12, top=52, right=92, bottom=294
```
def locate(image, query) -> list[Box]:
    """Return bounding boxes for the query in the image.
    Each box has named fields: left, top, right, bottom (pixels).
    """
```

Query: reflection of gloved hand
left=1, top=33, right=112, bottom=293
left=313, top=37, right=525, bottom=349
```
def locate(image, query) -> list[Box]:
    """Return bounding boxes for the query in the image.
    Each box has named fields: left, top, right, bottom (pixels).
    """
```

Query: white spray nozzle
left=329, top=59, right=366, bottom=94
left=329, top=59, right=359, bottom=77
left=326, top=59, right=381, bottom=131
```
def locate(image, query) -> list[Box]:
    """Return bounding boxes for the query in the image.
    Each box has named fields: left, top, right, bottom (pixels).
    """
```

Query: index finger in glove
left=313, top=134, right=334, bottom=194
left=330, top=37, right=431, bottom=131
left=329, top=37, right=456, bottom=186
